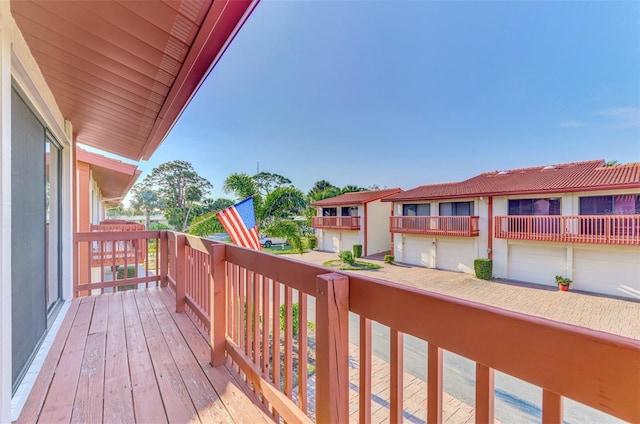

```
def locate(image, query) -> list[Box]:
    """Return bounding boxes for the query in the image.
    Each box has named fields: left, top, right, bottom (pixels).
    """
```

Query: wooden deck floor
left=15, top=288, right=275, bottom=424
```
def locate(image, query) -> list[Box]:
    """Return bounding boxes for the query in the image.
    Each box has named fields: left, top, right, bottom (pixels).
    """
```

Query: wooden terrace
left=14, top=230, right=640, bottom=423
left=16, top=289, right=273, bottom=423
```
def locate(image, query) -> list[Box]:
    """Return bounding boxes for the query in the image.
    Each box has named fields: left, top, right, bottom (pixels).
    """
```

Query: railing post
left=160, top=231, right=168, bottom=287
left=209, top=243, right=227, bottom=366
left=475, top=363, right=494, bottom=424
left=315, top=272, right=349, bottom=424
left=175, top=234, right=186, bottom=313
left=542, top=389, right=563, bottom=424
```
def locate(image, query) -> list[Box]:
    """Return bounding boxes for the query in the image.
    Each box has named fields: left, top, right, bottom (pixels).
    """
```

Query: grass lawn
left=263, top=244, right=308, bottom=255
left=322, top=259, right=382, bottom=271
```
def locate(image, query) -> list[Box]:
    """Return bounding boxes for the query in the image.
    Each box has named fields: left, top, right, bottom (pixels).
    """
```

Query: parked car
left=260, top=234, right=288, bottom=248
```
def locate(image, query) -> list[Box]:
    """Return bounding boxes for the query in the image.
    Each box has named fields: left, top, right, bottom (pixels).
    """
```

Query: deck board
left=103, top=292, right=135, bottom=424
left=122, top=291, right=168, bottom=424
left=15, top=288, right=276, bottom=424
left=38, top=297, right=95, bottom=423
left=15, top=299, right=81, bottom=424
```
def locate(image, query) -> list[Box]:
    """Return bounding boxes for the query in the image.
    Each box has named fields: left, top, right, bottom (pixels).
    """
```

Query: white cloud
left=596, top=107, right=640, bottom=128
left=557, top=120, right=587, bottom=129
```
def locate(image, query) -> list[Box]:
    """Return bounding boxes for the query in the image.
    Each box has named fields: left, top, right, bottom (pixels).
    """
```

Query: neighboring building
left=76, top=148, right=141, bottom=232
left=0, top=1, right=256, bottom=420
left=310, top=188, right=402, bottom=255
left=383, top=160, right=640, bottom=299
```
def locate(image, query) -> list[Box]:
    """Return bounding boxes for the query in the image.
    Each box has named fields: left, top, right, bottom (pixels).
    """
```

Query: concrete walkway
left=296, top=250, right=639, bottom=340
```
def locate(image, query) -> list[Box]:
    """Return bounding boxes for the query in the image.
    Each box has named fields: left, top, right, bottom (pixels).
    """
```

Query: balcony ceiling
left=76, top=148, right=141, bottom=204
left=11, top=0, right=257, bottom=161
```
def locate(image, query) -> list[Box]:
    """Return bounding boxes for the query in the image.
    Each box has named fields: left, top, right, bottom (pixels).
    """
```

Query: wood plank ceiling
left=11, top=0, right=256, bottom=161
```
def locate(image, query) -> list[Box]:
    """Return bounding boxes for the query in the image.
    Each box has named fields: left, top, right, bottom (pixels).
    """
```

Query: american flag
left=216, top=197, right=261, bottom=250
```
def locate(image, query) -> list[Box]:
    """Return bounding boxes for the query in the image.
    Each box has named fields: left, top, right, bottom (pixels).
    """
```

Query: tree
left=605, top=160, right=621, bottom=167
left=308, top=180, right=341, bottom=202
left=341, top=185, right=367, bottom=194
left=130, top=188, right=163, bottom=229
left=262, top=187, right=307, bottom=221
left=135, top=160, right=212, bottom=231
left=253, top=172, right=292, bottom=197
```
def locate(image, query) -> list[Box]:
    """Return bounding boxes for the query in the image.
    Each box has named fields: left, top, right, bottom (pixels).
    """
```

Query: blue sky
left=116, top=0, right=640, bottom=200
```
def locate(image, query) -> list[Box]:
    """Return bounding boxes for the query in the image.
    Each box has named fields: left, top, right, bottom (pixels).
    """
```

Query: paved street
left=291, top=250, right=639, bottom=423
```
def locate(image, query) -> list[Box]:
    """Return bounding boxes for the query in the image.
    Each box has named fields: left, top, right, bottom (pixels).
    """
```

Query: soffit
left=11, top=0, right=257, bottom=161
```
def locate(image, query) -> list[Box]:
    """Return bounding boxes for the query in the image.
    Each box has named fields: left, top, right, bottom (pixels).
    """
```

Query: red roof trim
left=310, top=188, right=402, bottom=207
left=76, top=148, right=139, bottom=175
left=141, top=0, right=259, bottom=160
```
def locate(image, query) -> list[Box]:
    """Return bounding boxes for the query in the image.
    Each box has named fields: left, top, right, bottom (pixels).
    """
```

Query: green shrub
left=353, top=244, right=363, bottom=258
left=280, top=302, right=300, bottom=336
left=384, top=255, right=394, bottom=264
left=555, top=275, right=572, bottom=286
left=307, top=236, right=317, bottom=250
left=116, top=265, right=136, bottom=279
left=474, top=259, right=492, bottom=280
left=339, top=250, right=355, bottom=265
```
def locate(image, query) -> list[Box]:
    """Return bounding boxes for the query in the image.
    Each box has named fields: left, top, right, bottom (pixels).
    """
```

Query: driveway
left=296, top=250, right=639, bottom=339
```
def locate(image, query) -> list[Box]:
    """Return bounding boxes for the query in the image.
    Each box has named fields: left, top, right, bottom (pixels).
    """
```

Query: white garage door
left=508, top=243, right=566, bottom=286
left=436, top=238, right=476, bottom=273
left=340, top=232, right=359, bottom=253
left=399, top=236, right=434, bottom=267
left=574, top=248, right=640, bottom=299
left=322, top=231, right=340, bottom=253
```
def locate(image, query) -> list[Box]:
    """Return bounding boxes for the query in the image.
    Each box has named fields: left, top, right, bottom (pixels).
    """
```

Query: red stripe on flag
left=217, top=207, right=260, bottom=250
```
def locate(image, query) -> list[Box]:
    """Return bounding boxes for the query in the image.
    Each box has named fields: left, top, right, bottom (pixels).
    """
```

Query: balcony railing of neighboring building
left=390, top=216, right=480, bottom=237
left=88, top=220, right=147, bottom=267
left=494, top=215, right=640, bottom=246
left=72, top=230, right=640, bottom=423
left=311, top=216, right=361, bottom=230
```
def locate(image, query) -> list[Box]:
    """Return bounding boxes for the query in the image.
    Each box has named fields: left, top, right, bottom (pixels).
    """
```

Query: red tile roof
left=384, top=160, right=640, bottom=202
left=310, top=188, right=402, bottom=206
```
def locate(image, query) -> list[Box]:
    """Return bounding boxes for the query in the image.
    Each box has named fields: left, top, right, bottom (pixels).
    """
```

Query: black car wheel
left=264, top=241, right=272, bottom=248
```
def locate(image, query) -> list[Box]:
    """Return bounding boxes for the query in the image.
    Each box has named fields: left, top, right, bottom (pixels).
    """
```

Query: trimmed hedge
left=307, top=236, right=317, bottom=250
left=474, top=258, right=492, bottom=280
left=339, top=250, right=355, bottom=265
left=353, top=244, right=363, bottom=258
left=384, top=255, right=395, bottom=264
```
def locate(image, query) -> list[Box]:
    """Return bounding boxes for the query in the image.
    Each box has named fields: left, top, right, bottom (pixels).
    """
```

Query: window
left=341, top=206, right=358, bottom=216
left=439, top=201, right=473, bottom=216
left=322, top=207, right=337, bottom=216
left=508, top=198, right=561, bottom=215
left=579, top=195, right=640, bottom=215
left=402, top=203, right=430, bottom=216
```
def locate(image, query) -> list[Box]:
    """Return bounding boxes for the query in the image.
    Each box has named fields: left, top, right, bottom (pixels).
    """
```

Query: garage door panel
left=400, top=236, right=433, bottom=267
left=508, top=244, right=565, bottom=286
left=574, top=249, right=640, bottom=299
left=322, top=231, right=339, bottom=253
left=437, top=239, right=475, bottom=273
left=341, top=232, right=359, bottom=253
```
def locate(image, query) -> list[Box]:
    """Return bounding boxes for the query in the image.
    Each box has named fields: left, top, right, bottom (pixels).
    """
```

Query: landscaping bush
left=353, top=244, right=363, bottom=258
left=116, top=265, right=137, bottom=291
left=280, top=302, right=300, bottom=337
left=339, top=250, right=355, bottom=265
left=384, top=255, right=394, bottom=264
left=307, top=236, right=317, bottom=250
left=474, top=258, right=492, bottom=280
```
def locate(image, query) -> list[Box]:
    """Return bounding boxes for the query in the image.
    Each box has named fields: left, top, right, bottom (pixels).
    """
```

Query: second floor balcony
left=390, top=216, right=480, bottom=237
left=312, top=215, right=360, bottom=230
left=495, top=215, right=640, bottom=245
left=15, top=229, right=639, bottom=423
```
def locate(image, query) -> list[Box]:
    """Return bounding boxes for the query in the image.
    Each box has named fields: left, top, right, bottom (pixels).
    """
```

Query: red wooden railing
left=89, top=221, right=147, bottom=266
left=76, top=230, right=640, bottom=423
left=390, top=216, right=480, bottom=237
left=73, top=230, right=166, bottom=296
left=495, top=215, right=640, bottom=245
left=311, top=216, right=360, bottom=230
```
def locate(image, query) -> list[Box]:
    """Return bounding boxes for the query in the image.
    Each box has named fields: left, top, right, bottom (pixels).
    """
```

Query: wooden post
left=175, top=234, right=186, bottom=313
left=427, top=343, right=443, bottom=424
left=542, top=389, right=563, bottom=424
left=315, top=272, right=349, bottom=424
left=209, top=243, right=226, bottom=366
left=475, top=363, right=494, bottom=424
left=160, top=231, right=168, bottom=287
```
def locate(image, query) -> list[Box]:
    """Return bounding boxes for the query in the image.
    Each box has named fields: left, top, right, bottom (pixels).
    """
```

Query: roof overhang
left=77, top=148, right=141, bottom=205
left=11, top=0, right=258, bottom=161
